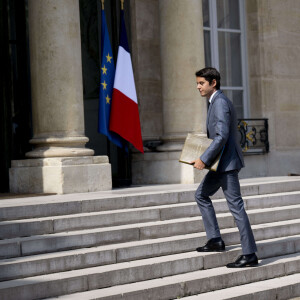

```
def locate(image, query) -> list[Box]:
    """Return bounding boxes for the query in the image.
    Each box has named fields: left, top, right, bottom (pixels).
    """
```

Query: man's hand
left=191, top=158, right=206, bottom=170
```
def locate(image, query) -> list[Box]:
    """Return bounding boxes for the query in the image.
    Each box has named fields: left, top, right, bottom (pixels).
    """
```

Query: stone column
left=9, top=0, right=111, bottom=194
left=158, top=0, right=207, bottom=150
left=26, top=0, right=93, bottom=158
left=132, top=0, right=207, bottom=184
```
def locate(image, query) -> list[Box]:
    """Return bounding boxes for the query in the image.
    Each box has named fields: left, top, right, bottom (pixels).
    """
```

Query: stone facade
left=8, top=0, right=300, bottom=192
left=241, top=0, right=300, bottom=178
left=131, top=0, right=300, bottom=184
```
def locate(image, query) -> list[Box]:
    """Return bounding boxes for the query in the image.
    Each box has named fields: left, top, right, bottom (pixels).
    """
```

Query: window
left=202, top=0, right=249, bottom=118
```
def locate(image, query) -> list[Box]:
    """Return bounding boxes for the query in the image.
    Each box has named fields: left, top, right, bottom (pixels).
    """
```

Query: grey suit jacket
left=200, top=90, right=244, bottom=172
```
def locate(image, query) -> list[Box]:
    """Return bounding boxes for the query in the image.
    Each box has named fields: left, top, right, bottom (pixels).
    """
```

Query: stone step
left=1, top=191, right=300, bottom=239
left=182, top=274, right=300, bottom=299
left=1, top=228, right=300, bottom=283
left=1, top=239, right=300, bottom=300
left=37, top=252, right=300, bottom=300
left=1, top=220, right=300, bottom=282
left=0, top=177, right=299, bottom=300
left=0, top=177, right=299, bottom=221
left=2, top=206, right=300, bottom=259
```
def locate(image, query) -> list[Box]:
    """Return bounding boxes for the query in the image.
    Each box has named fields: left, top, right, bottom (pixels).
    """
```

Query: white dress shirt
left=208, top=90, right=218, bottom=103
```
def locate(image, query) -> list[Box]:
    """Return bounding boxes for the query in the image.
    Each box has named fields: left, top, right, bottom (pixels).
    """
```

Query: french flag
left=109, top=10, right=144, bottom=153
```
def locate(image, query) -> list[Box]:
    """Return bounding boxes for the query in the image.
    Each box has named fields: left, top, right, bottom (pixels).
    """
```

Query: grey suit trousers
left=195, top=170, right=257, bottom=255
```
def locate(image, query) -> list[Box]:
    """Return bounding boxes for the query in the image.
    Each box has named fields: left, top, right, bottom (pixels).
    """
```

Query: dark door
left=0, top=0, right=32, bottom=193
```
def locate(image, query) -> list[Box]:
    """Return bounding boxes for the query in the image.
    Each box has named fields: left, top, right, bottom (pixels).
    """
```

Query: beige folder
left=179, top=133, right=223, bottom=172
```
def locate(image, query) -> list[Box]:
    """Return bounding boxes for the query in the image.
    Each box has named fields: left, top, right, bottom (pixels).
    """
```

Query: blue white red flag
left=109, top=10, right=144, bottom=153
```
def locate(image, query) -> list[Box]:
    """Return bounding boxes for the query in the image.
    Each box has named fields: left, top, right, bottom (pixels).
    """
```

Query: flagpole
left=120, top=0, right=124, bottom=10
left=101, top=0, right=104, bottom=10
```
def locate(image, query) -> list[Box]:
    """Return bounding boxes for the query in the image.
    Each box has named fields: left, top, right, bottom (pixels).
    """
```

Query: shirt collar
left=208, top=90, right=218, bottom=103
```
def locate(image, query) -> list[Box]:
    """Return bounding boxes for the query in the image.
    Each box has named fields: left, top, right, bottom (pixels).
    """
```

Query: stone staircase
left=0, top=176, right=300, bottom=300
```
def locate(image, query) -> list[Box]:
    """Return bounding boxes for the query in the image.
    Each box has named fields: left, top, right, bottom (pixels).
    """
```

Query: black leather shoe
left=196, top=237, right=225, bottom=252
left=226, top=253, right=258, bottom=268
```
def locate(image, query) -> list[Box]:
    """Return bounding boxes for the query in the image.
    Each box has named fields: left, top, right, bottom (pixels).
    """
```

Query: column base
left=9, top=156, right=112, bottom=194
left=132, top=151, right=207, bottom=185
left=26, top=136, right=94, bottom=158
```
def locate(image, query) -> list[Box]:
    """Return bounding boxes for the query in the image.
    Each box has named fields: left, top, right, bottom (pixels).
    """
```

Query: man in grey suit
left=192, top=67, right=258, bottom=268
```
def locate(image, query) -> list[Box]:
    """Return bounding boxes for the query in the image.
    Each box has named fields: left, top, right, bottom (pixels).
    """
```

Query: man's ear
left=211, top=79, right=217, bottom=88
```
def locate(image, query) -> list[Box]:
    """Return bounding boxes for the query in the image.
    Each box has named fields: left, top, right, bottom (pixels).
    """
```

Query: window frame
left=203, top=0, right=250, bottom=118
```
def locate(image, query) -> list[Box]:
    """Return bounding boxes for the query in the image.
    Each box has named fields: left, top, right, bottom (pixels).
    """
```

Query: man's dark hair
left=195, top=67, right=221, bottom=90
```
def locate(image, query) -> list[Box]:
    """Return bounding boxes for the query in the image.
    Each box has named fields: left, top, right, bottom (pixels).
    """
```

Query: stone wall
left=129, top=0, right=300, bottom=183
left=242, top=0, right=300, bottom=178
